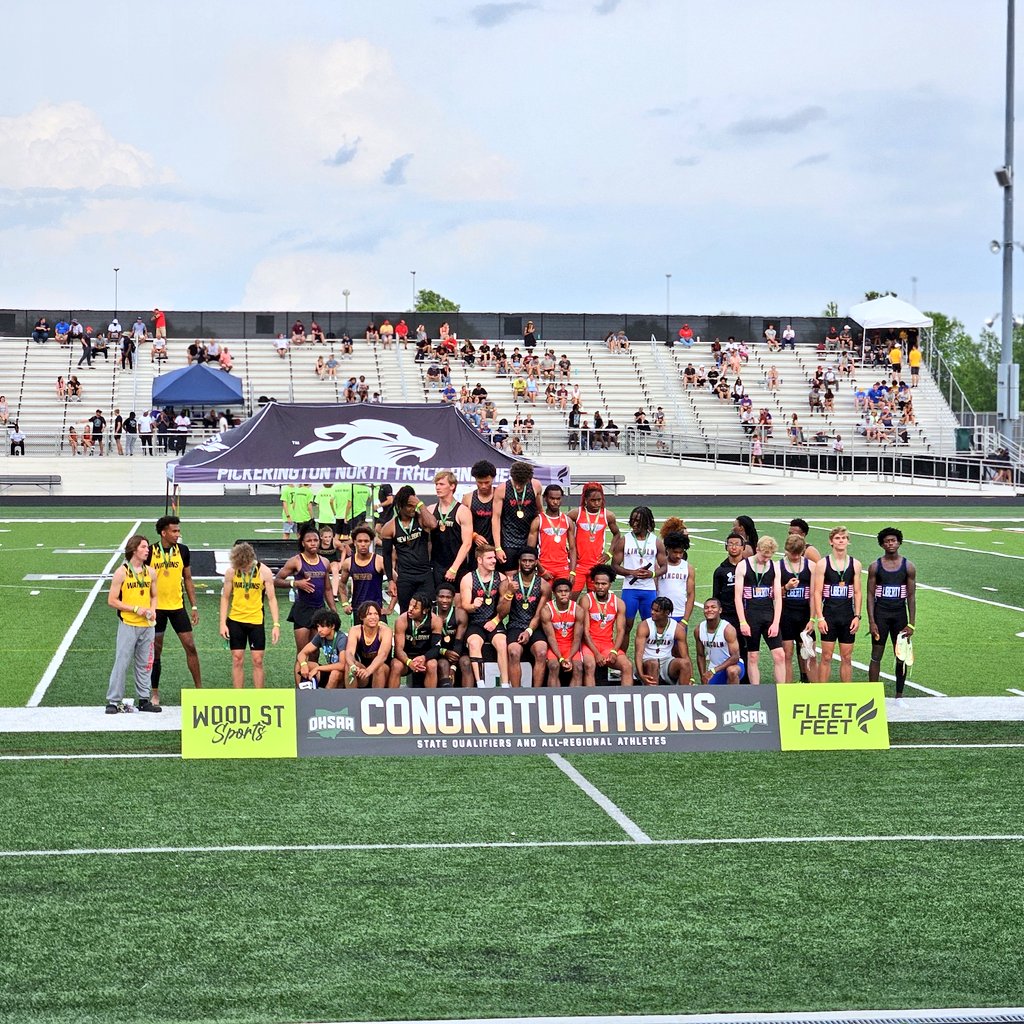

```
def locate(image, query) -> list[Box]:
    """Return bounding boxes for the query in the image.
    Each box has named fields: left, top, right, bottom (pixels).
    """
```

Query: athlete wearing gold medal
left=492, top=460, right=541, bottom=572
left=106, top=535, right=160, bottom=713
left=429, top=469, right=473, bottom=590
left=147, top=515, right=202, bottom=706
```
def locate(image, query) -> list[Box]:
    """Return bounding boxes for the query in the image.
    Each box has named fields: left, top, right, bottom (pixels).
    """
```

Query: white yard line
left=0, top=753, right=181, bottom=761
left=3, top=832, right=1023, bottom=860
left=547, top=753, right=652, bottom=843
left=26, top=520, right=142, bottom=708
left=894, top=743, right=1024, bottom=749
left=1008, top=688, right=1024, bottom=697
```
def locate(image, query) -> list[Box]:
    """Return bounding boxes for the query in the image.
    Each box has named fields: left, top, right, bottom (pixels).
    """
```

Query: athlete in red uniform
left=567, top=482, right=620, bottom=598
left=529, top=483, right=576, bottom=582
left=540, top=577, right=595, bottom=686
left=580, top=565, right=633, bottom=685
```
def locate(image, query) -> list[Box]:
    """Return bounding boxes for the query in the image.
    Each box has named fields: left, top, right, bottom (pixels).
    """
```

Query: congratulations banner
left=182, top=684, right=888, bottom=758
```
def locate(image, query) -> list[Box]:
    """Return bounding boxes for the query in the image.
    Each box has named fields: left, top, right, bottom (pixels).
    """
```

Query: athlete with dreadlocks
left=732, top=515, right=759, bottom=559
left=567, top=482, right=620, bottom=599
left=610, top=505, right=666, bottom=644
left=866, top=527, right=917, bottom=698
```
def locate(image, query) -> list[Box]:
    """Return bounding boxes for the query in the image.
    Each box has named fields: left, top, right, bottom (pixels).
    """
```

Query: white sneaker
left=895, top=633, right=914, bottom=666
left=799, top=630, right=816, bottom=662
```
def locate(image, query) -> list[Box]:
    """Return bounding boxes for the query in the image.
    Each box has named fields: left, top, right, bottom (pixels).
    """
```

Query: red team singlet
left=574, top=508, right=608, bottom=584
left=538, top=511, right=571, bottom=578
left=587, top=594, right=617, bottom=653
left=547, top=599, right=581, bottom=662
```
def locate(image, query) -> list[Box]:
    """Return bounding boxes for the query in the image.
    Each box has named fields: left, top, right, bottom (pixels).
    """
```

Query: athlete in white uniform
left=695, top=597, right=745, bottom=685
left=633, top=597, right=691, bottom=685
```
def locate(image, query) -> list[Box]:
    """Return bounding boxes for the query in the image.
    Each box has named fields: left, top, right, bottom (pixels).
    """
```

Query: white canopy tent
left=848, top=296, right=933, bottom=331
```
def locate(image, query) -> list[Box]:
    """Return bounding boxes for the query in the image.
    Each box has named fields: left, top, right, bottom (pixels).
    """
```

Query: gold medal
left=516, top=509, right=524, bottom=519
left=522, top=601, right=530, bottom=610
left=438, top=523, right=446, bottom=532
left=443, top=634, right=451, bottom=644
left=484, top=597, right=493, bottom=606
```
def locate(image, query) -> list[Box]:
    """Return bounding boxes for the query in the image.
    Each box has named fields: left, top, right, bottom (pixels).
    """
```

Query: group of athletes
left=104, top=462, right=919, bottom=709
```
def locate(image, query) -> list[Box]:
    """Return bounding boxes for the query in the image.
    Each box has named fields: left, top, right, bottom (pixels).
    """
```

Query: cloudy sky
left=0, top=1, right=1016, bottom=330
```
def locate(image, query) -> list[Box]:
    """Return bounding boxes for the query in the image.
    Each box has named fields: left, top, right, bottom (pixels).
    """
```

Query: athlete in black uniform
left=389, top=591, right=443, bottom=688
left=733, top=536, right=785, bottom=684
left=463, top=460, right=497, bottom=570
left=867, top=527, right=917, bottom=697
left=434, top=582, right=468, bottom=686
left=712, top=532, right=748, bottom=667
left=380, top=486, right=437, bottom=611
left=778, top=533, right=815, bottom=682
left=504, top=547, right=551, bottom=687
left=430, top=469, right=474, bottom=589
left=493, top=460, right=541, bottom=573
left=811, top=526, right=863, bottom=682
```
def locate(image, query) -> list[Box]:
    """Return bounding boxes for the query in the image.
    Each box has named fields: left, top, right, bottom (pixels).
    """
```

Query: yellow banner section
left=181, top=690, right=297, bottom=759
left=776, top=683, right=889, bottom=751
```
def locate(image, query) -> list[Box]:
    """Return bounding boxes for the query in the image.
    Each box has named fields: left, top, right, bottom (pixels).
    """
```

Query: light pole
left=342, top=289, right=350, bottom=332
left=113, top=267, right=119, bottom=319
left=665, top=273, right=672, bottom=339
left=411, top=270, right=417, bottom=308
left=995, top=0, right=1020, bottom=441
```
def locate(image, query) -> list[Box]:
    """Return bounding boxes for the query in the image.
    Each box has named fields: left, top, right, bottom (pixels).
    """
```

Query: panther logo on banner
left=294, top=418, right=439, bottom=467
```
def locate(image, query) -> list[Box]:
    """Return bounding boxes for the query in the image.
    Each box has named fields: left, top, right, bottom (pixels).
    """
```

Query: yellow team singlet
left=229, top=564, right=266, bottom=625
left=119, top=565, right=153, bottom=626
left=151, top=542, right=185, bottom=610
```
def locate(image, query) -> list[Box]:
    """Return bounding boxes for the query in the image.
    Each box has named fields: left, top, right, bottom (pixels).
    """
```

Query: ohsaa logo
left=308, top=709, right=357, bottom=739
left=294, top=419, right=438, bottom=467
left=722, top=702, right=771, bottom=733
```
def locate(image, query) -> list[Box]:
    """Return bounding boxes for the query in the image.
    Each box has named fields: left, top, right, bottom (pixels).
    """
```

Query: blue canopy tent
left=151, top=363, right=244, bottom=408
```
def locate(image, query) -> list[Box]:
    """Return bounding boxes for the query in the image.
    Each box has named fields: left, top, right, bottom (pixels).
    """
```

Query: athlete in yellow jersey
left=106, top=535, right=160, bottom=714
left=220, top=542, right=281, bottom=688
left=147, top=515, right=202, bottom=705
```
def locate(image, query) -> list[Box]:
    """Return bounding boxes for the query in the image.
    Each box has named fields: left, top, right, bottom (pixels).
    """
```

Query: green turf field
left=1, top=501, right=1023, bottom=1023
left=1, top=502, right=1021, bottom=707
left=1, top=747, right=1023, bottom=1023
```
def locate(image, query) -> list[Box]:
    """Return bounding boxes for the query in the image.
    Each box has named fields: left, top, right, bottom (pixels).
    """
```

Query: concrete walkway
left=1, top=696, right=1021, bottom=733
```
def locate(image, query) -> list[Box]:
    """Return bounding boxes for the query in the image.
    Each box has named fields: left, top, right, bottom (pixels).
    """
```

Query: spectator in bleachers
left=727, top=345, right=743, bottom=375
left=343, top=376, right=358, bottom=402
left=493, top=418, right=509, bottom=448
left=789, top=413, right=804, bottom=446
left=758, top=408, right=773, bottom=437
left=55, top=319, right=71, bottom=345
left=710, top=338, right=723, bottom=366
left=525, top=377, right=539, bottom=404
left=88, top=409, right=106, bottom=456
left=274, top=334, right=290, bottom=358
left=731, top=378, right=746, bottom=404
left=823, top=386, right=835, bottom=414
left=477, top=341, right=492, bottom=368
left=461, top=339, right=476, bottom=365
left=67, top=423, right=79, bottom=455
left=123, top=412, right=138, bottom=455
left=395, top=319, right=409, bottom=346
left=218, top=345, right=233, bottom=371
left=107, top=317, right=122, bottom=342
left=511, top=374, right=527, bottom=400
left=824, top=325, right=840, bottom=349
left=616, top=330, right=630, bottom=351
left=494, top=346, right=509, bottom=375
left=605, top=330, right=618, bottom=352
left=567, top=403, right=582, bottom=449
left=426, top=362, right=441, bottom=389
left=889, top=340, right=903, bottom=380
left=414, top=335, right=429, bottom=362
left=539, top=351, right=555, bottom=379
left=112, top=409, right=125, bottom=456
left=357, top=376, right=370, bottom=402
left=152, top=335, right=168, bottom=362
left=380, top=319, right=395, bottom=348
left=782, top=324, right=796, bottom=349
left=315, top=355, right=326, bottom=379
left=707, top=365, right=720, bottom=392
left=694, top=364, right=707, bottom=388
left=558, top=354, right=572, bottom=380
left=310, top=321, right=325, bottom=344
left=324, top=352, right=338, bottom=378
left=206, top=338, right=221, bottom=361
left=67, top=375, right=83, bottom=401
left=839, top=324, right=853, bottom=350
left=682, top=362, right=697, bottom=387
left=544, top=382, right=557, bottom=405
left=0, top=395, right=8, bottom=424
left=119, top=331, right=135, bottom=370
left=568, top=383, right=582, bottom=408
left=764, top=323, right=778, bottom=351
left=523, top=320, right=538, bottom=350
left=766, top=364, right=780, bottom=390
left=678, top=323, right=695, bottom=347
left=187, top=340, right=205, bottom=365
left=441, top=382, right=456, bottom=403
left=74, top=321, right=92, bottom=368
left=32, top=317, right=50, bottom=344
left=9, top=422, right=25, bottom=456
left=556, top=384, right=569, bottom=410
left=291, top=320, right=306, bottom=345
left=741, top=406, right=756, bottom=436
left=808, top=381, right=823, bottom=413
left=132, top=317, right=147, bottom=345
left=91, top=330, right=111, bottom=362
left=371, top=391, right=383, bottom=404
left=174, top=408, right=191, bottom=453
left=56, top=376, right=66, bottom=401
left=714, top=376, right=730, bottom=401
left=508, top=347, right=523, bottom=372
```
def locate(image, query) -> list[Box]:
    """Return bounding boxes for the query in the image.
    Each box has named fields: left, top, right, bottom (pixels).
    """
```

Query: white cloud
left=223, top=38, right=516, bottom=202
left=0, top=102, right=174, bottom=191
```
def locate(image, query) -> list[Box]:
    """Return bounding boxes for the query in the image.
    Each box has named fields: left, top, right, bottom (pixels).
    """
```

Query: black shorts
left=507, top=627, right=546, bottom=655
left=874, top=609, right=908, bottom=646
left=397, top=573, right=434, bottom=612
left=780, top=609, right=812, bottom=643
left=404, top=641, right=439, bottom=662
left=288, top=602, right=321, bottom=630
left=821, top=611, right=856, bottom=646
left=227, top=618, right=266, bottom=651
left=746, top=616, right=783, bottom=651
left=465, top=623, right=506, bottom=643
left=155, top=607, right=192, bottom=636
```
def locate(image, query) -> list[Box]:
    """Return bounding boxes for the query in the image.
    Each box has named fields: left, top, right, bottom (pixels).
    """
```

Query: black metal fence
left=1, top=308, right=845, bottom=344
